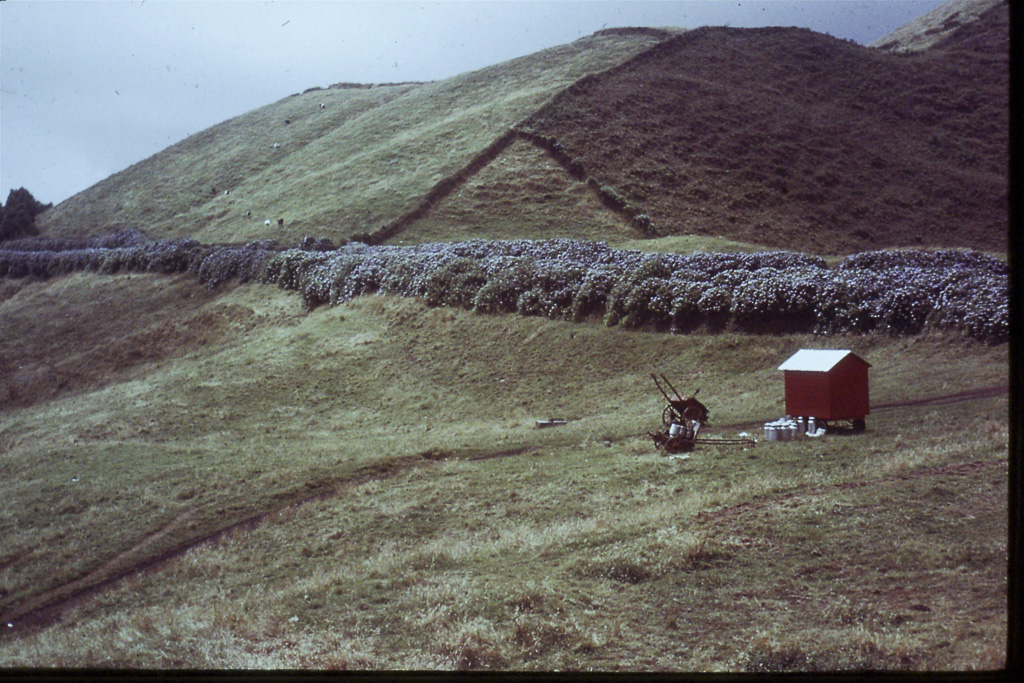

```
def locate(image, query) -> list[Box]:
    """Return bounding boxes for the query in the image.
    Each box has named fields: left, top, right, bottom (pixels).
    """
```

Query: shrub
left=264, top=249, right=323, bottom=292
left=380, top=252, right=428, bottom=296
left=667, top=280, right=704, bottom=330
left=879, top=282, right=934, bottom=335
left=732, top=267, right=820, bottom=330
left=604, top=256, right=673, bottom=327
left=195, top=243, right=276, bottom=288
left=696, top=284, right=732, bottom=317
left=147, top=239, right=205, bottom=274
left=473, top=258, right=535, bottom=314
left=300, top=258, right=340, bottom=309
left=421, top=257, right=488, bottom=308
left=838, top=249, right=1007, bottom=275
left=299, top=236, right=337, bottom=252
left=814, top=275, right=875, bottom=334
left=633, top=213, right=655, bottom=235
left=569, top=269, right=615, bottom=323
left=0, top=188, right=51, bottom=242
left=516, top=287, right=551, bottom=317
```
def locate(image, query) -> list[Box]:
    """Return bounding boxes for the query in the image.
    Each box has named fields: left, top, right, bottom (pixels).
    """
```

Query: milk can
left=777, top=422, right=790, bottom=441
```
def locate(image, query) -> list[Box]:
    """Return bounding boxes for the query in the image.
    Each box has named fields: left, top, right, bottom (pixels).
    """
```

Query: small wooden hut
left=778, top=349, right=870, bottom=430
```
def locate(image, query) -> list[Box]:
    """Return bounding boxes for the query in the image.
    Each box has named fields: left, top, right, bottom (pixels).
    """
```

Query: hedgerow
left=0, top=235, right=1007, bottom=342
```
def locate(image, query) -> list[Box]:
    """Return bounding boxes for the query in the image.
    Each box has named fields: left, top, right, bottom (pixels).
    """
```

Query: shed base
left=818, top=418, right=867, bottom=433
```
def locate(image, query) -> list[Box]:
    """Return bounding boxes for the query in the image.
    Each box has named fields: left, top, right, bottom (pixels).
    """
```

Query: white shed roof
left=778, top=349, right=866, bottom=372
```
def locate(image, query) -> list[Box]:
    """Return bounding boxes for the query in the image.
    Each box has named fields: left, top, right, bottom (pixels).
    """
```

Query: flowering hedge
left=0, top=234, right=1007, bottom=342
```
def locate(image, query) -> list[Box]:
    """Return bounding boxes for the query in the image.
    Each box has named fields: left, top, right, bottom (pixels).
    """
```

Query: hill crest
left=870, top=0, right=1005, bottom=52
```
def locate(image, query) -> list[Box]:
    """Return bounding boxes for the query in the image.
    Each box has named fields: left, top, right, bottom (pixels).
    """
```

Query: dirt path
left=0, top=384, right=1009, bottom=638
left=0, top=454, right=431, bottom=637
left=872, top=385, right=1008, bottom=410
left=0, top=509, right=196, bottom=632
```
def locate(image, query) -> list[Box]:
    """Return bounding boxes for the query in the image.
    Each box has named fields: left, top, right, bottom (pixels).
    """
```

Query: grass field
left=0, top=270, right=1008, bottom=670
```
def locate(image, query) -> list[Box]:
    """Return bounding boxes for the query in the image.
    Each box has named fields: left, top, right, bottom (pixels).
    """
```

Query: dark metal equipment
left=649, top=374, right=708, bottom=453
left=648, top=374, right=755, bottom=453
left=653, top=374, right=709, bottom=427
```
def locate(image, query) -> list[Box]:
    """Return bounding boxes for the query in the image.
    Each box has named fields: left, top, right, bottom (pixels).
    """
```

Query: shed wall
left=784, top=371, right=832, bottom=417
left=783, top=357, right=870, bottom=420
left=828, top=355, right=870, bottom=419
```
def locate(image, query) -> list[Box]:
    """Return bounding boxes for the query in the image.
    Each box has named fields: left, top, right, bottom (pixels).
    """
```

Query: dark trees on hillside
left=0, top=188, right=51, bottom=242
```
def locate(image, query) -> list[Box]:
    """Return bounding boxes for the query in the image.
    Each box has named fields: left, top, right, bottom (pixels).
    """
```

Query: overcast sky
left=1, top=0, right=945, bottom=206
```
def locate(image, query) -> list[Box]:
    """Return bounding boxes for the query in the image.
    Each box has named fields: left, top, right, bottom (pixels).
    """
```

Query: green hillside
left=870, top=0, right=1004, bottom=52
left=37, top=30, right=670, bottom=244
left=0, top=273, right=1008, bottom=669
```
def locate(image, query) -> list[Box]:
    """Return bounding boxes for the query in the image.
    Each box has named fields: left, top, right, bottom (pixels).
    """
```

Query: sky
left=1, top=0, right=945, bottom=207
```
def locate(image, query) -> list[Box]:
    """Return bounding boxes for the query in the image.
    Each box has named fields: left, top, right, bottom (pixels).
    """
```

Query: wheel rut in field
left=0, top=509, right=197, bottom=635
left=0, top=454, right=433, bottom=637
left=872, top=385, right=1008, bottom=410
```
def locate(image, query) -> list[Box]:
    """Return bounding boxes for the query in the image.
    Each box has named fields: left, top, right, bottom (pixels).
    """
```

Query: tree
left=0, top=188, right=51, bottom=242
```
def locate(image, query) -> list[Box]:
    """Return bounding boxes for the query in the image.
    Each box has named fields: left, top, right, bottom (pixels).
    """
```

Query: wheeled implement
left=648, top=374, right=708, bottom=453
left=648, top=374, right=756, bottom=453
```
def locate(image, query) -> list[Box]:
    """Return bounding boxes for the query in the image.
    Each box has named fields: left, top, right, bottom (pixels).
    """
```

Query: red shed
left=778, top=349, right=870, bottom=430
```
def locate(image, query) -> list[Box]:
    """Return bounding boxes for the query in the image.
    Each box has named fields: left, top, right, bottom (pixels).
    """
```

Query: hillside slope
left=501, top=18, right=1007, bottom=254
left=0, top=274, right=1009, bottom=669
left=36, top=3, right=1006, bottom=255
left=37, top=31, right=668, bottom=244
left=870, top=0, right=1004, bottom=52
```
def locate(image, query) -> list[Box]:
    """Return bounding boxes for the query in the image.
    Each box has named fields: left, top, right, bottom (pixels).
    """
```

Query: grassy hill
left=510, top=22, right=1007, bottom=254
left=2, top=1, right=1009, bottom=671
left=870, top=0, right=1004, bottom=52
left=37, top=30, right=670, bottom=245
left=36, top=3, right=1007, bottom=255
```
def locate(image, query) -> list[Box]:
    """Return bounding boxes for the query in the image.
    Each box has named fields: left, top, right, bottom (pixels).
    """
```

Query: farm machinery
left=648, top=374, right=756, bottom=453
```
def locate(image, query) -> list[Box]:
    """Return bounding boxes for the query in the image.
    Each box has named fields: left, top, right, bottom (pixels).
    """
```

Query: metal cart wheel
left=663, top=404, right=682, bottom=427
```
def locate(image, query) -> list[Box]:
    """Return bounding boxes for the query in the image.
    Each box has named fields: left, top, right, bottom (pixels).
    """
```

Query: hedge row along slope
left=1, top=234, right=1007, bottom=342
